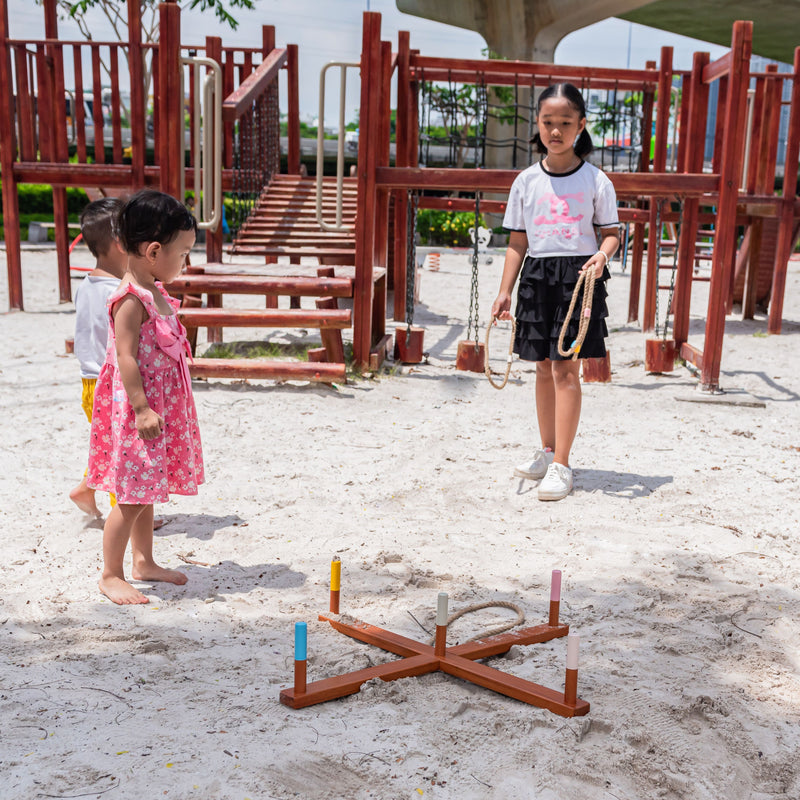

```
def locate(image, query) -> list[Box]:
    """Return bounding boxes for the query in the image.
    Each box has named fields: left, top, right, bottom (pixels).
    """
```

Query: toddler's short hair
left=79, top=197, right=124, bottom=259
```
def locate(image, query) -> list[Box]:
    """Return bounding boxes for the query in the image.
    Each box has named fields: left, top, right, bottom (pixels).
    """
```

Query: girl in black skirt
left=491, top=83, right=619, bottom=501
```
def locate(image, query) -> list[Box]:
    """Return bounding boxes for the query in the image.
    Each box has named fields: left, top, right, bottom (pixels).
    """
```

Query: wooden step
left=233, top=237, right=355, bottom=248
left=237, top=224, right=354, bottom=236
left=239, top=224, right=355, bottom=234
left=190, top=357, right=346, bottom=384
left=227, top=245, right=356, bottom=259
left=178, top=307, right=352, bottom=328
left=166, top=274, right=354, bottom=297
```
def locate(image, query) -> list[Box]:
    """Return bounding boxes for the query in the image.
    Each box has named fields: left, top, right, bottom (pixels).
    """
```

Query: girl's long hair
left=530, top=82, right=593, bottom=158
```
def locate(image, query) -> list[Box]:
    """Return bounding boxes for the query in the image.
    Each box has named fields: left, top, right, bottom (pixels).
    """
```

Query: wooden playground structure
left=1, top=2, right=799, bottom=391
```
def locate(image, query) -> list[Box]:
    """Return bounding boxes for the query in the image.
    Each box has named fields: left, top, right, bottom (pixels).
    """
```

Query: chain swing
left=645, top=196, right=683, bottom=373
left=654, top=196, right=684, bottom=341
left=395, top=190, right=425, bottom=363
left=456, top=193, right=488, bottom=372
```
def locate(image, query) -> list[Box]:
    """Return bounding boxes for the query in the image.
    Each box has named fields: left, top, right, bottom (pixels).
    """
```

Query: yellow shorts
left=81, top=378, right=115, bottom=506
left=81, top=378, right=97, bottom=422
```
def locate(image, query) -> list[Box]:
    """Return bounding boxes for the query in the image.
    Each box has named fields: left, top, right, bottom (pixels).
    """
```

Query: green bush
left=416, top=208, right=485, bottom=247
left=0, top=182, right=90, bottom=217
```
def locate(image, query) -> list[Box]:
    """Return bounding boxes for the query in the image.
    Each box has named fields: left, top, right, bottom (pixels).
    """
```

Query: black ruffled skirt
left=514, top=255, right=610, bottom=362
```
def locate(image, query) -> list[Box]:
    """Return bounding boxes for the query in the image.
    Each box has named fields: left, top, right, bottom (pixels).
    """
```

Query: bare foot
left=132, top=563, right=188, bottom=585
left=153, top=517, right=166, bottom=531
left=99, top=576, right=149, bottom=605
left=70, top=482, right=101, bottom=517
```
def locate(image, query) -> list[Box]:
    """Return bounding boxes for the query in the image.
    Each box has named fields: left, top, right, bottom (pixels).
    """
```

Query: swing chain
left=653, top=197, right=664, bottom=338
left=467, top=193, right=481, bottom=344
left=405, top=190, right=420, bottom=330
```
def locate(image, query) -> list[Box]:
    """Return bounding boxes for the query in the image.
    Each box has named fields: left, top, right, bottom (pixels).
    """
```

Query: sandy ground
left=1, top=242, right=800, bottom=800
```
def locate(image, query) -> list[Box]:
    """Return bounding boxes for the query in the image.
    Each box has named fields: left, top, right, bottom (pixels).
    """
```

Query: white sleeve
left=502, top=174, right=526, bottom=231
left=593, top=174, right=619, bottom=228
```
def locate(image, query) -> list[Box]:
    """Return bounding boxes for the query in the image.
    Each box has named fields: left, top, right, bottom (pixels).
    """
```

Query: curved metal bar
left=316, top=61, right=358, bottom=233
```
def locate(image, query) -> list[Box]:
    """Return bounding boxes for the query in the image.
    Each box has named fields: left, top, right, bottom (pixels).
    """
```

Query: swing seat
left=456, top=340, right=486, bottom=373
left=645, top=338, right=676, bottom=373
left=394, top=326, right=425, bottom=363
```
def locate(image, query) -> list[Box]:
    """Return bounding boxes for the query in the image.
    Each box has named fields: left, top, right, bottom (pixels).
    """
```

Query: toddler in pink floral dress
left=88, top=190, right=203, bottom=605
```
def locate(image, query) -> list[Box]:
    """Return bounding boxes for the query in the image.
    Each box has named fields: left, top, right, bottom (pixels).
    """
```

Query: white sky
left=13, top=0, right=732, bottom=121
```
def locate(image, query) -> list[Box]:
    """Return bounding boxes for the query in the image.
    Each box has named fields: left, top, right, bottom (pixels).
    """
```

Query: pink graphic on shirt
left=533, top=192, right=585, bottom=225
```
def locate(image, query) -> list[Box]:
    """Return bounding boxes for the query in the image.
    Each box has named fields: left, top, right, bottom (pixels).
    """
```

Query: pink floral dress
left=87, top=281, right=204, bottom=504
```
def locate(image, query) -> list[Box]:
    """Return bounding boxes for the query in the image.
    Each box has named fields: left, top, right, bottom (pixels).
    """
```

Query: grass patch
left=203, top=340, right=311, bottom=361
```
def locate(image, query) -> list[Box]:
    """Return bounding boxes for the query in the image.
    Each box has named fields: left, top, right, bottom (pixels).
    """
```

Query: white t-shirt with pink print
left=502, top=160, right=618, bottom=259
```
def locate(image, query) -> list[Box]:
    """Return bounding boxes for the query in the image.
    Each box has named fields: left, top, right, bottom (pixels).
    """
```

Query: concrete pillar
left=397, top=0, right=654, bottom=63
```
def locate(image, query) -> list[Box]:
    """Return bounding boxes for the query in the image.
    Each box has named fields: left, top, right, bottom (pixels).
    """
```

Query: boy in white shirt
left=69, top=198, right=126, bottom=516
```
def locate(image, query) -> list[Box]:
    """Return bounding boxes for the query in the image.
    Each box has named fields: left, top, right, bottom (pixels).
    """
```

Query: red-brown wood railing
left=0, top=1, right=299, bottom=308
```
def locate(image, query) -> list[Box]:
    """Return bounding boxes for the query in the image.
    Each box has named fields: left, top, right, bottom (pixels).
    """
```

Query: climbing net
left=230, top=80, right=281, bottom=236
left=416, top=71, right=646, bottom=172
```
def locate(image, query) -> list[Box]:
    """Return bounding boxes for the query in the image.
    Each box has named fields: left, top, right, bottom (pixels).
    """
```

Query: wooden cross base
left=279, top=612, right=590, bottom=717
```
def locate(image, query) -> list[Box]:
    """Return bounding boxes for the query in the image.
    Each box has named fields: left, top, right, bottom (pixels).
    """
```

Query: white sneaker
left=514, top=448, right=555, bottom=480
left=537, top=462, right=573, bottom=501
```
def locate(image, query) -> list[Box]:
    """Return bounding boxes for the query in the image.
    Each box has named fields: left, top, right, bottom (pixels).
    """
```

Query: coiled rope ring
left=484, top=314, right=517, bottom=390
left=557, top=267, right=596, bottom=361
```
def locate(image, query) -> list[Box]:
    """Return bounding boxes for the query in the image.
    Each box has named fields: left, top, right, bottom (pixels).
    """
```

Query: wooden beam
left=286, top=43, right=300, bottom=174
left=411, top=54, right=657, bottom=86
left=643, top=46, right=674, bottom=333
left=177, top=307, right=352, bottom=328
left=703, top=51, right=732, bottom=83
left=189, top=358, right=346, bottom=384
left=221, top=48, right=287, bottom=122
left=376, top=167, right=718, bottom=196
left=166, top=274, right=354, bottom=297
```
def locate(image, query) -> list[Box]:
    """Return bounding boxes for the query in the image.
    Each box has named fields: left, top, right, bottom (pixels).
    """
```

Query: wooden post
left=675, top=72, right=692, bottom=175
left=128, top=0, right=146, bottom=189
left=672, top=51, right=709, bottom=348
left=435, top=593, right=448, bottom=658
left=43, top=0, right=72, bottom=303
left=330, top=558, right=341, bottom=615
left=643, top=47, right=673, bottom=333
left=702, top=21, right=752, bottom=391
left=392, top=30, right=411, bottom=322
left=294, top=622, right=307, bottom=696
left=548, top=570, right=561, bottom=627
left=0, top=0, right=23, bottom=309
left=627, top=60, right=656, bottom=324
left=564, top=634, right=579, bottom=706
left=286, top=43, right=300, bottom=175
left=352, top=12, right=382, bottom=369
left=158, top=0, right=183, bottom=199
left=768, top=47, right=800, bottom=334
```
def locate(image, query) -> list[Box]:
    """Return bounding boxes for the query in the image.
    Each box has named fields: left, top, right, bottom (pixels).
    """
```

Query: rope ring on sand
left=484, top=315, right=516, bottom=390
left=427, top=600, right=525, bottom=645
left=557, top=268, right=596, bottom=361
